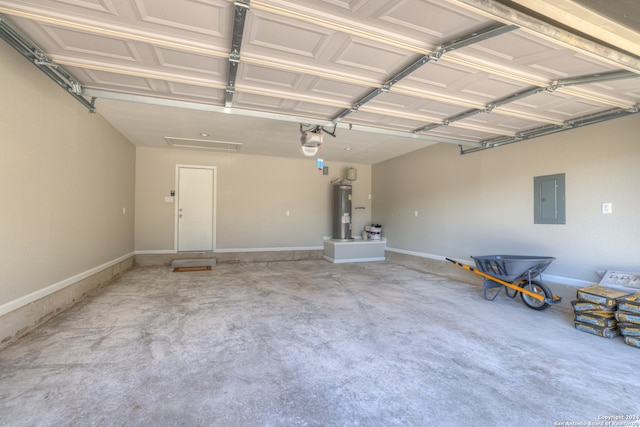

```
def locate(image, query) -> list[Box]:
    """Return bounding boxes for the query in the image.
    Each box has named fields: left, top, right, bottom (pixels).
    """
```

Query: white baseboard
left=385, top=246, right=595, bottom=288
left=134, top=249, right=177, bottom=255
left=385, top=247, right=448, bottom=261
left=0, top=252, right=134, bottom=317
left=540, top=274, right=595, bottom=288
left=135, top=246, right=323, bottom=255
left=323, top=256, right=386, bottom=264
left=215, top=246, right=323, bottom=253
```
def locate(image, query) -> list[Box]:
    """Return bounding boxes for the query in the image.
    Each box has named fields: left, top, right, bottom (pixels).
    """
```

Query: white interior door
left=177, top=167, right=214, bottom=252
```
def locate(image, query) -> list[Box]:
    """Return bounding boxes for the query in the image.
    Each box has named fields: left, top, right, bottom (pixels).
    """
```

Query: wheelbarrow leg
left=483, top=279, right=504, bottom=301
left=504, top=285, right=519, bottom=299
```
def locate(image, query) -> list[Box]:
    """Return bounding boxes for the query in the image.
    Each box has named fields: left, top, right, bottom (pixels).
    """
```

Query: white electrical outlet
left=414, top=211, right=419, bottom=217
left=602, top=202, right=612, bottom=214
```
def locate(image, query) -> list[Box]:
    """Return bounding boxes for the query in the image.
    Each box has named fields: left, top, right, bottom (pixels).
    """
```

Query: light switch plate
left=602, top=202, right=612, bottom=214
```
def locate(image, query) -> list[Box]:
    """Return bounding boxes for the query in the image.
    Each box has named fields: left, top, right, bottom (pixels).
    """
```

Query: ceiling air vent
left=165, top=137, right=242, bottom=152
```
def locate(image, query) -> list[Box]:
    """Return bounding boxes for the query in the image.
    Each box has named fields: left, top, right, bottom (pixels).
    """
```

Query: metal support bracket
left=414, top=68, right=640, bottom=153
left=0, top=15, right=94, bottom=112
left=225, top=1, right=250, bottom=108
left=460, top=104, right=640, bottom=154
left=331, top=23, right=517, bottom=124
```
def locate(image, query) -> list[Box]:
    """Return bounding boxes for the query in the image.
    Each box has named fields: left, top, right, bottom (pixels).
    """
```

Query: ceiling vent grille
left=165, top=137, right=242, bottom=152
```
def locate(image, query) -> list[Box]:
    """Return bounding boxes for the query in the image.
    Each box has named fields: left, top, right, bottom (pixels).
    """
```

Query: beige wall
left=135, top=147, right=371, bottom=251
left=373, top=114, right=640, bottom=283
left=0, top=41, right=135, bottom=309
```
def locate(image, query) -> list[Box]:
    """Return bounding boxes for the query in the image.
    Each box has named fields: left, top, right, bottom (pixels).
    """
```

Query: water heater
left=332, top=184, right=352, bottom=240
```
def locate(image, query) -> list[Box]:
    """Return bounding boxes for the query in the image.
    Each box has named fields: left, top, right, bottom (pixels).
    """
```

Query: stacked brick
left=572, top=286, right=640, bottom=348
left=572, top=286, right=628, bottom=339
left=616, top=293, right=640, bottom=349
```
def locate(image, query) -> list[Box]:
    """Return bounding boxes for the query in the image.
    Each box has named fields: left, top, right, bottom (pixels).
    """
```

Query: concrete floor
left=1, top=260, right=638, bottom=426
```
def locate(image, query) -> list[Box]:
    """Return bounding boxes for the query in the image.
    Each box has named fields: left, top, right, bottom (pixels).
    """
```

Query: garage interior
left=1, top=0, right=640, bottom=425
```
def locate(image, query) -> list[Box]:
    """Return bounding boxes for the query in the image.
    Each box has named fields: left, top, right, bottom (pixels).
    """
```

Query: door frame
left=174, top=164, right=217, bottom=252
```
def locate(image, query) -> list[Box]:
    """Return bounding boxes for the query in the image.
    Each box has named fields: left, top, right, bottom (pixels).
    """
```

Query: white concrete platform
left=323, top=238, right=386, bottom=263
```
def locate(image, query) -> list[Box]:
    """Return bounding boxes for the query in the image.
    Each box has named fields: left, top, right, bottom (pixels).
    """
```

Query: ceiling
left=1, top=0, right=640, bottom=164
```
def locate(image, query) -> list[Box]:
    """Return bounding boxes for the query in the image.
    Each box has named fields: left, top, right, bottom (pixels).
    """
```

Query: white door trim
left=174, top=164, right=217, bottom=252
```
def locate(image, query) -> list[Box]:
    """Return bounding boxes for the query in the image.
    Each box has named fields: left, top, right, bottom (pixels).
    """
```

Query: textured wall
left=373, top=114, right=640, bottom=283
left=135, top=147, right=371, bottom=251
left=0, top=41, right=135, bottom=309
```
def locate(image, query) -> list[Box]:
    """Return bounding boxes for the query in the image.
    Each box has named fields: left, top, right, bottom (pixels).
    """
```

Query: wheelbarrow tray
left=472, top=255, right=555, bottom=282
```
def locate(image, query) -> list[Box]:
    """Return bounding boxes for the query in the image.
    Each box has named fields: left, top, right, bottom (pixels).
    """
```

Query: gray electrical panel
left=534, top=173, right=565, bottom=224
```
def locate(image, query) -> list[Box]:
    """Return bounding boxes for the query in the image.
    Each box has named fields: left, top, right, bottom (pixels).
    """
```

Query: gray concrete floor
left=1, top=260, right=639, bottom=427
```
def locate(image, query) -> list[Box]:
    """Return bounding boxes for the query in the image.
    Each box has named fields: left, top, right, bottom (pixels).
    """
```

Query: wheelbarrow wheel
left=520, top=280, right=551, bottom=310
